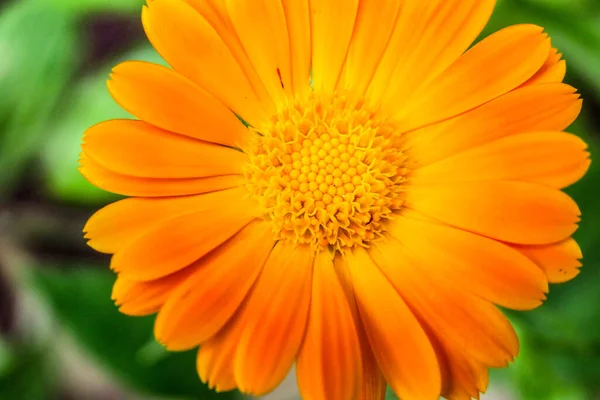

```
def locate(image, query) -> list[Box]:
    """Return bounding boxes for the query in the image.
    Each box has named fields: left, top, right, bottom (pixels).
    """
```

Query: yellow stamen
left=243, top=93, right=409, bottom=253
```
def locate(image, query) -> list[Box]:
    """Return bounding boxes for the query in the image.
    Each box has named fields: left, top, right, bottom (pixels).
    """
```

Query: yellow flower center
left=243, top=93, right=409, bottom=253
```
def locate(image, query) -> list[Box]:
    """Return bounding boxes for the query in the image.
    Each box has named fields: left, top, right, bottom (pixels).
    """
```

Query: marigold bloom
left=80, top=0, right=590, bottom=399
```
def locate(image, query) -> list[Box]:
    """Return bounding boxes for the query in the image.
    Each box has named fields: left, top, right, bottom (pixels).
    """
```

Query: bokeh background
left=0, top=0, right=599, bottom=399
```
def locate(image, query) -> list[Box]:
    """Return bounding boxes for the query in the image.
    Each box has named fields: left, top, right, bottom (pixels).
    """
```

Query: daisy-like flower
left=80, top=0, right=590, bottom=399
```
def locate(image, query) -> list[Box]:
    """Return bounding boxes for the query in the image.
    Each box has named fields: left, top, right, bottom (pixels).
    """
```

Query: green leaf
left=32, top=265, right=242, bottom=400
left=0, top=0, right=78, bottom=198
left=41, top=45, right=166, bottom=204
left=0, top=343, right=57, bottom=400
left=38, top=0, right=145, bottom=16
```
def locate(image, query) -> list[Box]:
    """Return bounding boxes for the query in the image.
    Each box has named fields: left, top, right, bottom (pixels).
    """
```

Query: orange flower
left=80, top=1, right=590, bottom=399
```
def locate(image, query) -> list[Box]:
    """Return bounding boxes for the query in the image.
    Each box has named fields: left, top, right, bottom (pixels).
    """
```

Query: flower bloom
left=80, top=0, right=590, bottom=399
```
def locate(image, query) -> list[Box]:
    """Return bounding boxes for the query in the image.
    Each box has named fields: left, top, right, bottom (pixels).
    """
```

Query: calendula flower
left=80, top=0, right=590, bottom=399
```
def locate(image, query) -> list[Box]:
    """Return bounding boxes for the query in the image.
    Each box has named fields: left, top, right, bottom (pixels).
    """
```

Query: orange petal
left=388, top=214, right=548, bottom=310
left=309, top=0, right=359, bottom=94
left=82, top=120, right=246, bottom=179
left=511, top=238, right=582, bottom=283
left=346, top=248, right=441, bottom=400
left=394, top=24, right=551, bottom=131
left=142, top=0, right=272, bottom=126
left=369, top=240, right=519, bottom=368
left=337, top=0, right=402, bottom=95
left=112, top=266, right=198, bottom=316
left=296, top=251, right=362, bottom=400
left=410, top=131, right=590, bottom=189
left=405, top=181, right=580, bottom=245
left=196, top=321, right=240, bottom=393
left=369, top=0, right=495, bottom=108
left=282, top=0, right=311, bottom=96
left=333, top=256, right=387, bottom=400
left=404, top=83, right=582, bottom=167
left=83, top=188, right=248, bottom=254
left=234, top=243, right=313, bottom=395
left=438, top=344, right=490, bottom=400
left=110, top=192, right=257, bottom=280
left=225, top=0, right=291, bottom=103
left=107, top=61, right=247, bottom=147
left=180, top=0, right=274, bottom=109
left=522, top=47, right=566, bottom=86
left=154, top=221, right=274, bottom=351
left=80, top=154, right=244, bottom=197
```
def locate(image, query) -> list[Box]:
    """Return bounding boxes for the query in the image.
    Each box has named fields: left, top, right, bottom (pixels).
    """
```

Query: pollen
left=243, top=93, right=409, bottom=253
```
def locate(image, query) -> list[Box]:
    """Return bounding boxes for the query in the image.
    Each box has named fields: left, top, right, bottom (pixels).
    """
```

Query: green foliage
left=0, top=341, right=57, bottom=400
left=0, top=0, right=78, bottom=198
left=32, top=266, right=243, bottom=400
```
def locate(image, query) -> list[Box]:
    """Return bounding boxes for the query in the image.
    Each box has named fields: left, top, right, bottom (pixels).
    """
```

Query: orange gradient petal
left=395, top=24, right=550, bottom=131
left=112, top=266, right=198, bottom=316
left=110, top=192, right=257, bottom=280
left=523, top=47, right=566, bottom=86
left=154, top=221, right=274, bottom=350
left=347, top=248, right=441, bottom=400
left=80, top=154, right=244, bottom=197
left=296, top=251, right=362, bottom=400
left=234, top=243, right=313, bottom=395
left=333, top=256, right=387, bottom=400
left=410, top=131, right=590, bottom=189
left=511, top=238, right=583, bottom=283
left=108, top=61, right=247, bottom=147
left=142, top=0, right=272, bottom=126
left=404, top=83, right=582, bottom=167
left=389, top=214, right=548, bottom=310
left=370, top=240, right=519, bottom=367
left=83, top=188, right=249, bottom=254
left=82, top=120, right=246, bottom=178
left=405, top=181, right=580, bottom=245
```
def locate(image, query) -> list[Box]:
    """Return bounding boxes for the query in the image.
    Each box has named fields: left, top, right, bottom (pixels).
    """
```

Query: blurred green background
left=0, top=0, right=599, bottom=399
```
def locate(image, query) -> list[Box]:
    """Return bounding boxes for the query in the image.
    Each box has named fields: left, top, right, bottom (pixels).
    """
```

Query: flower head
left=81, top=0, right=590, bottom=399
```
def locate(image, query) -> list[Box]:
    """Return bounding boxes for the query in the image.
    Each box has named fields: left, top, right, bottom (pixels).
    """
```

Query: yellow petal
left=282, top=0, right=311, bottom=95
left=511, top=238, right=582, bottom=283
left=394, top=24, right=551, bottom=131
left=347, top=248, right=441, bottom=400
left=410, top=131, right=590, bottom=189
left=337, top=0, right=402, bottom=95
left=389, top=214, right=548, bottom=310
left=225, top=0, right=291, bottom=103
left=404, top=83, right=582, bottom=167
left=234, top=243, right=313, bottom=395
left=142, top=0, right=272, bottom=126
left=369, top=0, right=495, bottom=108
left=296, top=251, right=362, bottom=400
left=405, top=181, right=580, bottom=245
left=82, top=119, right=247, bottom=179
left=110, top=191, right=257, bottom=280
left=154, top=221, right=274, bottom=350
left=108, top=61, right=247, bottom=147
left=309, top=0, right=359, bottom=94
